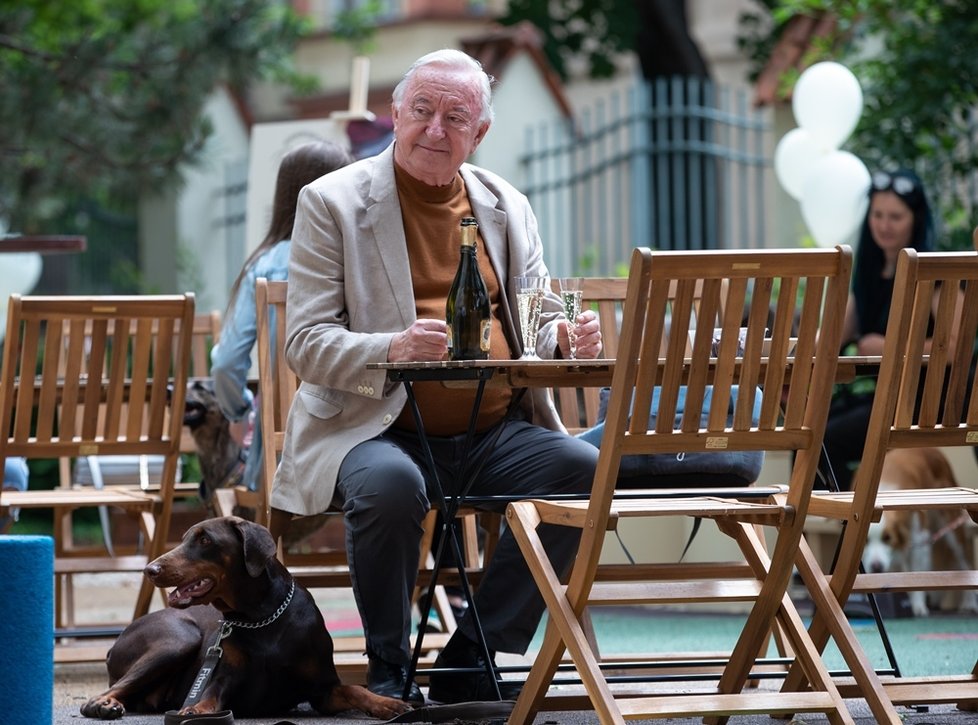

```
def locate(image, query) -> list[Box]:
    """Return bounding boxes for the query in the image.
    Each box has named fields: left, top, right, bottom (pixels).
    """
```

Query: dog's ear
left=232, top=517, right=278, bottom=577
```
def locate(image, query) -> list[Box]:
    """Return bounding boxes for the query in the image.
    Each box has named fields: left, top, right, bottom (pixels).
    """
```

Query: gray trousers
left=336, top=419, right=597, bottom=666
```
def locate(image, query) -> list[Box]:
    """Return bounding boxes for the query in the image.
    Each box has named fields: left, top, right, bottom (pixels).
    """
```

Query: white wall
left=140, top=88, right=250, bottom=314
left=471, top=52, right=563, bottom=190
left=244, top=119, right=350, bottom=257
left=689, top=0, right=757, bottom=90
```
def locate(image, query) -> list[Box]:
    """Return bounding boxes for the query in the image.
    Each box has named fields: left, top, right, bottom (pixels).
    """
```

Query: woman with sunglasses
left=822, top=168, right=940, bottom=490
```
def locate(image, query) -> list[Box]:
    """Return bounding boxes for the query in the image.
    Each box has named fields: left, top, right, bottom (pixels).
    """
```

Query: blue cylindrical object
left=0, top=535, right=54, bottom=725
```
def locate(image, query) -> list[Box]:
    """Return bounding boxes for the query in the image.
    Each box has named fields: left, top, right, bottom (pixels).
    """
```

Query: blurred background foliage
left=0, top=0, right=312, bottom=236
left=739, top=0, right=978, bottom=249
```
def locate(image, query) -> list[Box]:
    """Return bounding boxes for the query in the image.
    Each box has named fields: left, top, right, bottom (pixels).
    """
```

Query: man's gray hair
left=392, top=48, right=495, bottom=125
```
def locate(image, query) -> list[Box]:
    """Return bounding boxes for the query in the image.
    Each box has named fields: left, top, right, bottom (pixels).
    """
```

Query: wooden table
left=0, top=234, right=86, bottom=254
left=372, top=355, right=878, bottom=389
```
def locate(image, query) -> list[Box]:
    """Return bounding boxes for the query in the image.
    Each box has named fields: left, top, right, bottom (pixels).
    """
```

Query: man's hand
left=388, top=319, right=449, bottom=362
left=855, top=332, right=885, bottom=356
left=558, top=310, right=602, bottom=359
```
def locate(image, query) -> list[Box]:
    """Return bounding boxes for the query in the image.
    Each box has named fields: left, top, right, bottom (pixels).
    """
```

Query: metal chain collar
left=222, top=578, right=295, bottom=630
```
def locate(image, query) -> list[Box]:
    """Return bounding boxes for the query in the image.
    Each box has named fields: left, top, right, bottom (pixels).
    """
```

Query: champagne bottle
left=446, top=216, right=491, bottom=360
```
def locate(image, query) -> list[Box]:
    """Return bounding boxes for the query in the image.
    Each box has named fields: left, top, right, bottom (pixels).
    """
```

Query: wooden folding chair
left=0, top=294, right=195, bottom=633
left=507, top=246, right=855, bottom=724
left=543, top=274, right=806, bottom=677
left=786, top=248, right=978, bottom=721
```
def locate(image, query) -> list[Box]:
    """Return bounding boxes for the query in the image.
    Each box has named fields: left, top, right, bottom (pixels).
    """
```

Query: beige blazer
left=271, top=143, right=565, bottom=516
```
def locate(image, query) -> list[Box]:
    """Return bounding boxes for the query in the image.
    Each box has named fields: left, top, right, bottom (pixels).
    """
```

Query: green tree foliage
left=500, top=1, right=710, bottom=81
left=740, top=1, right=978, bottom=248
left=0, top=0, right=311, bottom=233
left=500, top=0, right=639, bottom=80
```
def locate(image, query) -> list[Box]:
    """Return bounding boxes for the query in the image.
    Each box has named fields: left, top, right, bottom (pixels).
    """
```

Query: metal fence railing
left=520, top=76, right=773, bottom=277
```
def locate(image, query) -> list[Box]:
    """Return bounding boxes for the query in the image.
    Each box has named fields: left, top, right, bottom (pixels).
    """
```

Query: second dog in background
left=862, top=447, right=978, bottom=616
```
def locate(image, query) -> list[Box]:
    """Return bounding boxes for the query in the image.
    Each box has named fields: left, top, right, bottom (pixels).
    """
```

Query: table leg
left=401, top=378, right=527, bottom=701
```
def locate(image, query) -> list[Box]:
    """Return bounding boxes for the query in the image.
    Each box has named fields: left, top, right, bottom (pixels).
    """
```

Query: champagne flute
left=558, top=277, right=583, bottom=359
left=515, top=275, right=546, bottom=360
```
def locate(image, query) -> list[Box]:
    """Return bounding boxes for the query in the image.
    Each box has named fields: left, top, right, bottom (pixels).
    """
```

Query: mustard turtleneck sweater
left=392, top=162, right=512, bottom=435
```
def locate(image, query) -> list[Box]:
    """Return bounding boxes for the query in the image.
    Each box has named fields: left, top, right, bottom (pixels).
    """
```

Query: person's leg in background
left=1, top=457, right=29, bottom=533
left=821, top=398, right=874, bottom=491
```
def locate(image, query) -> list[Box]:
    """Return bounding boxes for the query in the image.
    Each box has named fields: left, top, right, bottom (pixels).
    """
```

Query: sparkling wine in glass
left=515, top=275, right=546, bottom=360
left=558, top=277, right=583, bottom=359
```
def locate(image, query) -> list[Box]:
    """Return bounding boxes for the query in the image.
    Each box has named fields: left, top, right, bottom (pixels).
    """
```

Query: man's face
left=392, top=66, right=490, bottom=186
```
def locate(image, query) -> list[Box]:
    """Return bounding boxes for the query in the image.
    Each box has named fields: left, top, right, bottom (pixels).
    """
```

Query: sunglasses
left=872, top=171, right=917, bottom=196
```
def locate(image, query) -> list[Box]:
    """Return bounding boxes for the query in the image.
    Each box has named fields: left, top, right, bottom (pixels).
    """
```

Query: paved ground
left=48, top=572, right=978, bottom=724
left=54, top=666, right=978, bottom=725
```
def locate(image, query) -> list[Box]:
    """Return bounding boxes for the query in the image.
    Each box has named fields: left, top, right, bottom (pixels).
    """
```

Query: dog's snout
left=144, top=561, right=163, bottom=580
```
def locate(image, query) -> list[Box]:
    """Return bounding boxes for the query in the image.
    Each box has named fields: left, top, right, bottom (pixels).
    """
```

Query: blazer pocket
left=298, top=388, right=343, bottom=420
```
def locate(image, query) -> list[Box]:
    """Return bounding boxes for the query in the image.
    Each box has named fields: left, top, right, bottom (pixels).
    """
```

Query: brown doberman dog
left=81, top=516, right=411, bottom=720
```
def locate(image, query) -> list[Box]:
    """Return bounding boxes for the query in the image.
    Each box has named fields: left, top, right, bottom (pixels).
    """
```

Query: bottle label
left=479, top=319, right=491, bottom=352
left=446, top=326, right=454, bottom=352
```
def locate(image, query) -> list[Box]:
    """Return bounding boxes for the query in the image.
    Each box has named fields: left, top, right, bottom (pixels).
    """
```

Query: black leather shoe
left=427, top=633, right=522, bottom=703
left=367, top=654, right=425, bottom=704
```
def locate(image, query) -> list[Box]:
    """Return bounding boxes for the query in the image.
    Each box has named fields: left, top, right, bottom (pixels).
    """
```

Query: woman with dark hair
left=211, top=140, right=354, bottom=495
left=823, top=168, right=952, bottom=490
left=849, top=168, right=935, bottom=355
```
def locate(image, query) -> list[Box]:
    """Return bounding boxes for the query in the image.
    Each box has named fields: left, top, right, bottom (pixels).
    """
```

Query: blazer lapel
left=365, top=145, right=414, bottom=329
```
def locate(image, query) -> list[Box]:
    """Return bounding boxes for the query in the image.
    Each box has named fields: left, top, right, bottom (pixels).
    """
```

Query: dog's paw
left=909, top=591, right=930, bottom=617
left=958, top=590, right=978, bottom=614
left=369, top=695, right=414, bottom=719
left=328, top=684, right=414, bottom=719
left=80, top=695, right=125, bottom=720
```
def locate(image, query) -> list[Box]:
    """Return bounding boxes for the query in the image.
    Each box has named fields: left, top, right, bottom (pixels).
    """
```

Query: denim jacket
left=211, top=239, right=291, bottom=491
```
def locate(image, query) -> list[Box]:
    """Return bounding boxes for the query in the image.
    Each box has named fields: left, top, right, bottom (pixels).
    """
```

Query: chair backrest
left=570, top=246, right=851, bottom=583
left=189, top=311, right=222, bottom=379
left=841, top=249, right=978, bottom=548
left=551, top=276, right=729, bottom=434
left=255, top=278, right=295, bottom=525
left=0, top=294, right=195, bottom=542
left=52, top=311, right=220, bottom=488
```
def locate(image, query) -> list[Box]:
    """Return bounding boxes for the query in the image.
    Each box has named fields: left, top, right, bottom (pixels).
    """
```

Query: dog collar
left=178, top=579, right=297, bottom=712
left=223, top=578, right=296, bottom=630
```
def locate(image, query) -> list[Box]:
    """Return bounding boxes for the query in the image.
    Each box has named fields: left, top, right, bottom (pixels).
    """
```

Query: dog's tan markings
left=327, top=684, right=412, bottom=718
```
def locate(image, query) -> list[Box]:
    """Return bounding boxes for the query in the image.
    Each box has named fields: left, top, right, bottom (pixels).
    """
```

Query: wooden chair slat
left=14, top=314, right=39, bottom=442
left=81, top=321, right=108, bottom=440
left=58, top=319, right=84, bottom=437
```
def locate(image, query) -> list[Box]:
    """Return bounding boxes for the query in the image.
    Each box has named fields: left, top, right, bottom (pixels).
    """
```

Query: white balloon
left=793, top=62, right=863, bottom=150
left=774, top=128, right=830, bottom=200
left=801, top=151, right=871, bottom=248
left=0, top=252, right=42, bottom=343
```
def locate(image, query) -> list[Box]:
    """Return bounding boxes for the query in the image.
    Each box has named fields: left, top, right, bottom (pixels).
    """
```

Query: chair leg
left=507, top=503, right=622, bottom=725
left=510, top=620, right=574, bottom=725
left=54, top=572, right=67, bottom=629
left=962, top=659, right=978, bottom=711
left=714, top=521, right=858, bottom=725
left=790, top=537, right=902, bottom=723
left=132, top=510, right=159, bottom=617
